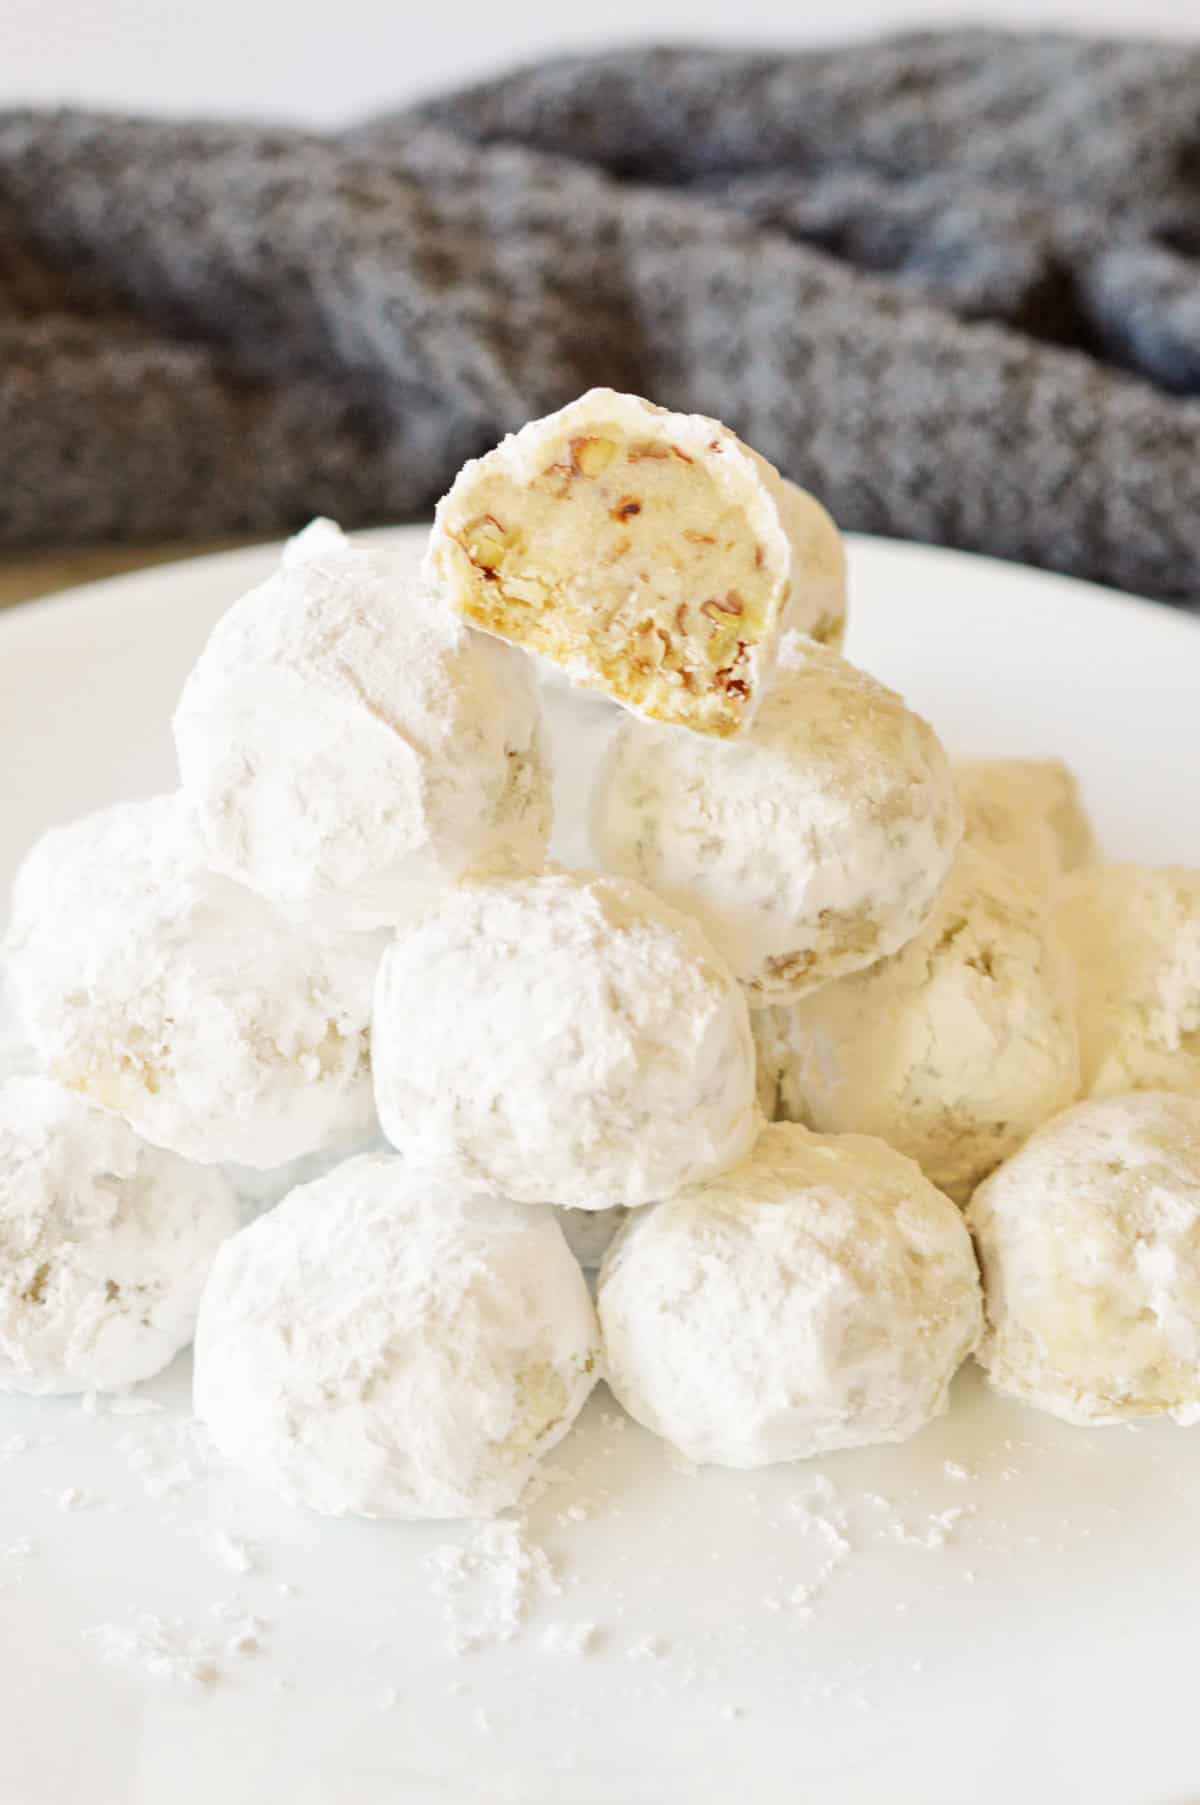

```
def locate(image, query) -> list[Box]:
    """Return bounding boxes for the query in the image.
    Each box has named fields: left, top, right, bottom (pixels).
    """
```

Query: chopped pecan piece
left=571, top=436, right=618, bottom=477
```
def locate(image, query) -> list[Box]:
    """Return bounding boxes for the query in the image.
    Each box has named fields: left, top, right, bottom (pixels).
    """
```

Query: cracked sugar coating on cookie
left=4, top=795, right=380, bottom=1169
left=372, top=870, right=758, bottom=1209
left=968, top=1091, right=1200, bottom=1426
left=598, top=1123, right=981, bottom=1467
left=592, top=637, right=961, bottom=1006
left=194, top=1154, right=601, bottom=1519
left=1056, top=865, right=1200, bottom=1098
left=425, top=389, right=846, bottom=738
left=0, top=1076, right=239, bottom=1395
left=174, top=519, right=551, bottom=933
left=757, top=846, right=1080, bottom=1202
left=956, top=757, right=1098, bottom=896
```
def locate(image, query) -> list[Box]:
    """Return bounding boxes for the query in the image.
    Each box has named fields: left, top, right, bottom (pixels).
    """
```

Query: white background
left=4, top=0, right=1199, bottom=125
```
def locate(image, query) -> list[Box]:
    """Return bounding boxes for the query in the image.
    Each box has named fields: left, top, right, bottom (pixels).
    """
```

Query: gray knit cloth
left=4, top=31, right=1200, bottom=601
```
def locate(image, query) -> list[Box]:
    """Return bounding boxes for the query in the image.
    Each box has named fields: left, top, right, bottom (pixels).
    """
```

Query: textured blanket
left=3, top=31, right=1200, bottom=600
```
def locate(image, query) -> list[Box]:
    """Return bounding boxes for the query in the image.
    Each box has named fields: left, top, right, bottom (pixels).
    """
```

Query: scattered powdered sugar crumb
left=888, top=1505, right=974, bottom=1550
left=89, top=1615, right=224, bottom=1686
left=377, top=1686, right=399, bottom=1711
left=518, top=1462, right=572, bottom=1509
left=1, top=1535, right=37, bottom=1588
left=107, top=1394, right=164, bottom=1419
left=204, top=1598, right=268, bottom=1655
left=943, top=1461, right=973, bottom=1482
left=474, top=1708, right=494, bottom=1735
left=89, top=1595, right=271, bottom=1684
left=117, top=1414, right=215, bottom=1502
left=555, top=1491, right=609, bottom=1526
left=214, top=1531, right=259, bottom=1573
left=3, top=1432, right=54, bottom=1458
left=538, top=1621, right=600, bottom=1656
left=55, top=1485, right=101, bottom=1513
left=625, top=1635, right=668, bottom=1662
left=782, top=1474, right=854, bottom=1604
left=424, top=1518, right=561, bottom=1655
left=224, top=1617, right=267, bottom=1658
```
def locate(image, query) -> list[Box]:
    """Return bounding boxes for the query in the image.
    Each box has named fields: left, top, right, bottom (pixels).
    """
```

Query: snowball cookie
left=968, top=1091, right=1200, bottom=1425
left=599, top=1123, right=981, bottom=1466
left=758, top=846, right=1080, bottom=1202
left=5, top=795, right=379, bottom=1169
left=558, top=1205, right=629, bottom=1271
left=174, top=519, right=551, bottom=934
left=1057, top=865, right=1200, bottom=1098
left=956, top=757, right=1098, bottom=895
left=592, top=637, right=961, bottom=1006
left=0, top=1076, right=239, bottom=1395
left=372, top=869, right=757, bottom=1209
left=194, top=1154, right=600, bottom=1518
left=425, top=388, right=846, bottom=739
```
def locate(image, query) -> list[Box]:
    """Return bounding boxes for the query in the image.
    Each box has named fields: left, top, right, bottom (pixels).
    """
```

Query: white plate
left=1, top=531, right=1198, bottom=1805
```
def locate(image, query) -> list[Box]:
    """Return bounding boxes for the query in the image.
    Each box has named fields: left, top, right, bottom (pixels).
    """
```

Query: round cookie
left=5, top=795, right=380, bottom=1169
left=758, top=845, right=1080, bottom=1202
left=0, top=1076, right=239, bottom=1395
left=426, top=388, right=846, bottom=739
left=372, top=869, right=758, bottom=1210
left=1056, top=865, right=1200, bottom=1098
left=598, top=1123, right=981, bottom=1467
left=194, top=1154, right=600, bottom=1519
left=968, top=1091, right=1200, bottom=1425
left=174, top=519, right=551, bottom=934
left=956, top=756, right=1098, bottom=895
left=592, top=637, right=961, bottom=1006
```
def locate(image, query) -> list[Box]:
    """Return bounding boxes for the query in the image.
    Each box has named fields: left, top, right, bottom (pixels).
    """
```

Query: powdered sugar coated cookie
left=1057, top=865, right=1200, bottom=1098
left=372, top=869, right=757, bottom=1208
left=757, top=846, right=1080, bottom=1202
left=174, top=520, right=551, bottom=933
left=968, top=1091, right=1200, bottom=1425
left=956, top=756, right=1098, bottom=895
left=194, top=1154, right=600, bottom=1518
left=592, top=637, right=960, bottom=1005
left=599, top=1123, right=981, bottom=1466
left=5, top=795, right=379, bottom=1168
left=0, top=1076, right=239, bottom=1394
